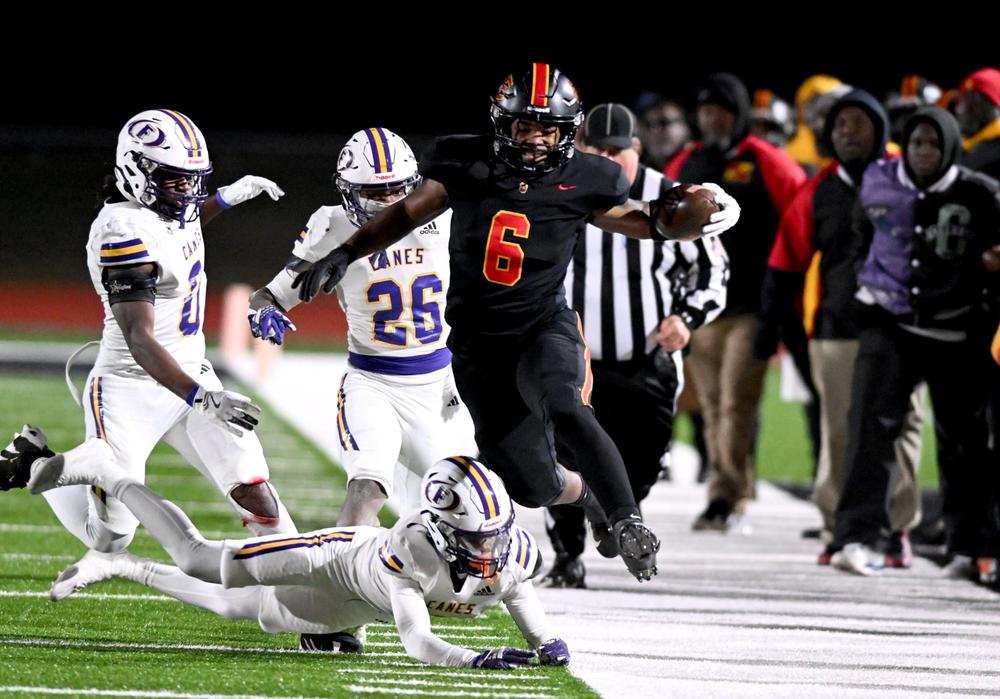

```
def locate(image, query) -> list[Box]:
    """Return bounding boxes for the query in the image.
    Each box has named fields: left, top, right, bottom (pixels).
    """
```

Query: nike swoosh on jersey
left=556, top=184, right=577, bottom=191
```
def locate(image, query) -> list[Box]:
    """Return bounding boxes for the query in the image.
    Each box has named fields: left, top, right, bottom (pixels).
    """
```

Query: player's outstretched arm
left=292, top=179, right=449, bottom=303
left=593, top=182, right=741, bottom=242
left=201, top=176, right=285, bottom=226
left=503, top=581, right=570, bottom=666
left=388, top=577, right=534, bottom=668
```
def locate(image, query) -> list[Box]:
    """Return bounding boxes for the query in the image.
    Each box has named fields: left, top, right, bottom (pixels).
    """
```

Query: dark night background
left=2, top=28, right=995, bottom=292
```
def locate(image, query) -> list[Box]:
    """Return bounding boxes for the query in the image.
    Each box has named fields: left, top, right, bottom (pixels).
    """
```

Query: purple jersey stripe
left=347, top=347, right=452, bottom=376
left=100, top=238, right=145, bottom=251
left=101, top=250, right=150, bottom=263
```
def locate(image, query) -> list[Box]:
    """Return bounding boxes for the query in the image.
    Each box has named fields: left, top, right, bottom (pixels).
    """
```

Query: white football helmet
left=420, top=456, right=514, bottom=579
left=114, top=109, right=213, bottom=225
left=335, top=127, right=421, bottom=227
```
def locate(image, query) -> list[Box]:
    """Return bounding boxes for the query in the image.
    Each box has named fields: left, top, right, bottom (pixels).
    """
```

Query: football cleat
left=541, top=554, right=586, bottom=589
left=50, top=549, right=122, bottom=601
left=299, top=630, right=365, bottom=653
left=1, top=424, right=54, bottom=491
left=614, top=516, right=660, bottom=582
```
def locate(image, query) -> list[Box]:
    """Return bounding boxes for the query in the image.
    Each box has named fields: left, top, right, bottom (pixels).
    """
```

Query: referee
left=544, top=103, right=730, bottom=587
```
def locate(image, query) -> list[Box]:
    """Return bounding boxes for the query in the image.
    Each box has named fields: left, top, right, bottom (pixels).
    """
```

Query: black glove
left=291, top=244, right=358, bottom=302
left=752, top=318, right=781, bottom=360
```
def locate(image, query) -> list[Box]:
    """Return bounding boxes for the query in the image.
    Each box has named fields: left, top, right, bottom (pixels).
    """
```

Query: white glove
left=699, top=182, right=741, bottom=237
left=188, top=386, right=261, bottom=437
left=216, top=176, right=285, bottom=208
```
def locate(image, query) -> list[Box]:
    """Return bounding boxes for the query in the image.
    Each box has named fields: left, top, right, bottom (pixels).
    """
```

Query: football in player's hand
left=655, top=185, right=721, bottom=241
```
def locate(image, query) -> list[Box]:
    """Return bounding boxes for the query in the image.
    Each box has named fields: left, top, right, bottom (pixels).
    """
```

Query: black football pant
left=546, top=351, right=681, bottom=557
left=451, top=308, right=640, bottom=524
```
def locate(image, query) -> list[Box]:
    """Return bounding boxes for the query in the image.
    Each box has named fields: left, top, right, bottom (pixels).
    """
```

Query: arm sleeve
left=671, top=237, right=729, bottom=330
left=263, top=265, right=303, bottom=313
left=389, top=576, right=478, bottom=667
left=502, top=581, right=555, bottom=649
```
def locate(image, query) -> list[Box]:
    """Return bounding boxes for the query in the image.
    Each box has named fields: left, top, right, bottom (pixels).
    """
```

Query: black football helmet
left=490, top=63, right=584, bottom=174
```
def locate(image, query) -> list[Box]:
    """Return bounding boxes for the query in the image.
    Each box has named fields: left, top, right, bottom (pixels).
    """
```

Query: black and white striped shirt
left=565, top=167, right=729, bottom=361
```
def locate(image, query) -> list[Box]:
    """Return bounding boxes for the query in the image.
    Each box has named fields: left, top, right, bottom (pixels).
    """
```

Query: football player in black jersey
left=292, top=64, right=741, bottom=581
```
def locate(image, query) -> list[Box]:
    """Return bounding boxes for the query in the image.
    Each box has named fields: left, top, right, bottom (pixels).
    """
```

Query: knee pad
left=228, top=479, right=280, bottom=527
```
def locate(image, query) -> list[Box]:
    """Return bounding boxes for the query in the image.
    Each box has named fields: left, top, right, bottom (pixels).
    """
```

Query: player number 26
left=367, top=273, right=443, bottom=347
left=482, top=211, right=530, bottom=286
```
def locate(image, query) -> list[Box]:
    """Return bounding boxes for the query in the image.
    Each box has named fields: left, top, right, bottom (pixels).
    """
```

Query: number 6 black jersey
left=420, top=135, right=629, bottom=345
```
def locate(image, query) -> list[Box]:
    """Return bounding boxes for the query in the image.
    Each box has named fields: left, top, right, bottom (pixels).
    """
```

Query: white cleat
left=25, top=454, right=69, bottom=494
left=27, top=440, right=119, bottom=495
left=831, top=542, right=885, bottom=576
left=50, top=549, right=122, bottom=601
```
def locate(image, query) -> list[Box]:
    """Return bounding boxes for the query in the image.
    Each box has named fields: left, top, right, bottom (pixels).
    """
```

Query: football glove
left=216, top=176, right=284, bottom=208
left=699, top=182, right=740, bottom=237
left=188, top=386, right=261, bottom=437
left=537, top=638, right=570, bottom=666
left=469, top=647, right=536, bottom=670
left=248, top=305, right=296, bottom=346
left=291, top=244, right=358, bottom=303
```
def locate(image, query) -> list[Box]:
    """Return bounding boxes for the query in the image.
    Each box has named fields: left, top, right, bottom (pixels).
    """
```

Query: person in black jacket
left=829, top=107, right=1000, bottom=577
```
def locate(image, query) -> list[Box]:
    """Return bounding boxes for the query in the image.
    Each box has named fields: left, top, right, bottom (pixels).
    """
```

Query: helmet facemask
left=335, top=172, right=421, bottom=227
left=490, top=108, right=582, bottom=175
left=133, top=155, right=212, bottom=224
left=420, top=456, right=516, bottom=580
left=432, top=512, right=513, bottom=579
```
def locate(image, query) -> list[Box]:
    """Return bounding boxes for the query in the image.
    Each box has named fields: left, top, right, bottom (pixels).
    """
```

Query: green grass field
left=0, top=371, right=594, bottom=699
left=674, top=363, right=940, bottom=488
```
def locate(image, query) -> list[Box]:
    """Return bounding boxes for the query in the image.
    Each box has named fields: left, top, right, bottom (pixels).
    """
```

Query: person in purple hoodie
left=830, top=107, right=1000, bottom=578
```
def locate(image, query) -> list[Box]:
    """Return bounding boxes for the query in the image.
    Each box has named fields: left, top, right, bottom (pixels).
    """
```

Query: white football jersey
left=87, top=202, right=206, bottom=379
left=222, top=512, right=541, bottom=625
left=291, top=206, right=453, bottom=361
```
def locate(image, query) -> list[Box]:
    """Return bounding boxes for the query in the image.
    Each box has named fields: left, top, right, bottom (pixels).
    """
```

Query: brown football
left=656, top=185, right=720, bottom=241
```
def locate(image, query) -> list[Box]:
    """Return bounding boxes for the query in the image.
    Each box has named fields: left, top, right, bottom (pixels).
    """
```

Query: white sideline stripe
left=0, top=687, right=328, bottom=699
left=369, top=623, right=494, bottom=632
left=0, top=524, right=64, bottom=533
left=340, top=678, right=550, bottom=690
left=347, top=688, right=551, bottom=698
left=0, top=553, right=74, bottom=561
left=0, top=524, right=245, bottom=540
left=0, top=639, right=304, bottom=655
left=365, top=634, right=505, bottom=646
left=334, top=668, right=550, bottom=681
left=3, top=639, right=415, bottom=662
left=0, top=591, right=177, bottom=602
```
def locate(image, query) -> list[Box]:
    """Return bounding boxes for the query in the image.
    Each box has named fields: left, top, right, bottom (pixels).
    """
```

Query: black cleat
left=614, top=516, right=660, bottom=582
left=591, top=521, right=620, bottom=558
left=1, top=425, right=54, bottom=491
left=299, top=631, right=364, bottom=653
left=541, top=554, right=587, bottom=589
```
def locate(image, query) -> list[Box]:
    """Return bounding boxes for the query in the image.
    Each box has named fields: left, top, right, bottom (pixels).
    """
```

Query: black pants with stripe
left=547, top=350, right=681, bottom=558
left=451, top=307, right=639, bottom=524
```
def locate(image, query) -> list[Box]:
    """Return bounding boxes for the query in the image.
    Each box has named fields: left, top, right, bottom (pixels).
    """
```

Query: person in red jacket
left=666, top=73, right=806, bottom=531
